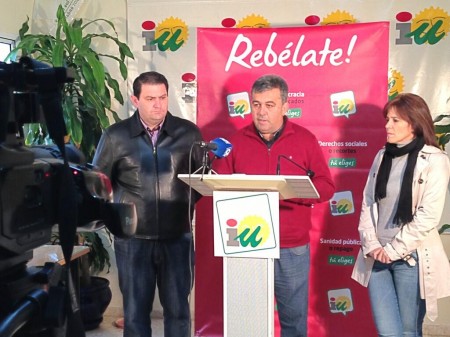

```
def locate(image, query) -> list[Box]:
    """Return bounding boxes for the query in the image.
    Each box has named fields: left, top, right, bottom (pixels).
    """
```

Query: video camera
left=0, top=57, right=136, bottom=337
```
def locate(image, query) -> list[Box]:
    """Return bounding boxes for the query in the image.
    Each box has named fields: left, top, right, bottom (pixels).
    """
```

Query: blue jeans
left=275, top=244, right=310, bottom=337
left=368, top=253, right=426, bottom=337
left=114, top=233, right=194, bottom=337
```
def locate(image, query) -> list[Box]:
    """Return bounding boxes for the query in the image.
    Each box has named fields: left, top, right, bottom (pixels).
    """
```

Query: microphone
left=276, top=154, right=315, bottom=178
left=195, top=137, right=232, bottom=158
left=195, top=140, right=218, bottom=150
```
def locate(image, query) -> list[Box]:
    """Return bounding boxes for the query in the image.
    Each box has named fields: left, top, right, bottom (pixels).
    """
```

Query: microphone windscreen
left=211, top=137, right=232, bottom=158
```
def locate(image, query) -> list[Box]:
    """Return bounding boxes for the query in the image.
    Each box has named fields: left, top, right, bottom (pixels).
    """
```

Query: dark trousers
left=115, top=234, right=194, bottom=337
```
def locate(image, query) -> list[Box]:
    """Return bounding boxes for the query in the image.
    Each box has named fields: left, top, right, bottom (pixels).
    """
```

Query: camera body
left=0, top=156, right=55, bottom=267
left=0, top=153, right=126, bottom=271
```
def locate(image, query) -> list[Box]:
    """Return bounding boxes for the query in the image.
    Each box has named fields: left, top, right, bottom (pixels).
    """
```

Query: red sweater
left=214, top=121, right=335, bottom=247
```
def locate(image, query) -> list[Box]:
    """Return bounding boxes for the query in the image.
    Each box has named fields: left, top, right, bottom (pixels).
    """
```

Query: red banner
left=195, top=22, right=389, bottom=337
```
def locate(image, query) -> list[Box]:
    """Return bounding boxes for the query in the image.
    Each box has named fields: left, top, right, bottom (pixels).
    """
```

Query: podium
left=178, top=174, right=318, bottom=337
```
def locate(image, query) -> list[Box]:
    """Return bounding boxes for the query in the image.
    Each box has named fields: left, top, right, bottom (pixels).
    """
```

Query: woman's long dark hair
left=383, top=93, right=439, bottom=148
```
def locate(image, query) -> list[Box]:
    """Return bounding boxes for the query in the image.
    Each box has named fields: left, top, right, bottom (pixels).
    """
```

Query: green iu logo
left=142, top=17, right=188, bottom=52
left=226, top=216, right=270, bottom=248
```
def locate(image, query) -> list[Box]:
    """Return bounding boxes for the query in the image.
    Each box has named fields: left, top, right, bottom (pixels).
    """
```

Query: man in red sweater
left=214, top=74, right=335, bottom=337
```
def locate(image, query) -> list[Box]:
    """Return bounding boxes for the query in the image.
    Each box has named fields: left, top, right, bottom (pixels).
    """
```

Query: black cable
left=0, top=289, right=47, bottom=337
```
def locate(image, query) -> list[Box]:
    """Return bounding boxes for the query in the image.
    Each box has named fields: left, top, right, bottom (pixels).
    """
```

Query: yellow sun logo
left=236, top=14, right=270, bottom=28
left=154, top=17, right=189, bottom=51
left=388, top=68, right=404, bottom=100
left=335, top=296, right=352, bottom=311
left=237, top=215, right=270, bottom=247
left=412, top=7, right=450, bottom=39
left=321, top=10, right=357, bottom=25
left=234, top=99, right=250, bottom=114
left=336, top=198, right=353, bottom=213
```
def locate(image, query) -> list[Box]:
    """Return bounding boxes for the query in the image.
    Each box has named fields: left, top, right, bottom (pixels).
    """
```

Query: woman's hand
left=368, top=247, right=392, bottom=263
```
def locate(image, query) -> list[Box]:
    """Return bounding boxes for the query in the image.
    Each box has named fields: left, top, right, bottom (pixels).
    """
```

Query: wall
left=0, top=0, right=34, bottom=36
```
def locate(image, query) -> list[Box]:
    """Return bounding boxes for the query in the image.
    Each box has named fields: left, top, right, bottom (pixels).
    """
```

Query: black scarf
left=374, top=136, right=425, bottom=226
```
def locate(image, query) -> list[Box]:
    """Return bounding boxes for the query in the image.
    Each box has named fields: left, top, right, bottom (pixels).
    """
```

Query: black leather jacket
left=93, top=111, right=204, bottom=240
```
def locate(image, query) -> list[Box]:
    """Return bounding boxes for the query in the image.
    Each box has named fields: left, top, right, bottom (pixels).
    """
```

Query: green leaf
left=63, top=98, right=83, bottom=146
left=69, top=24, right=83, bottom=49
left=438, top=134, right=450, bottom=149
left=83, top=53, right=106, bottom=96
left=433, top=114, right=450, bottom=123
left=82, top=18, right=116, bottom=33
left=72, top=18, right=83, bottom=29
left=79, top=231, right=111, bottom=274
left=99, top=54, right=128, bottom=79
left=18, top=17, right=30, bottom=38
left=434, top=125, right=450, bottom=134
left=106, top=73, right=124, bottom=104
left=438, top=224, right=450, bottom=235
left=117, top=39, right=134, bottom=60
left=110, top=109, right=122, bottom=123
left=52, top=41, right=65, bottom=66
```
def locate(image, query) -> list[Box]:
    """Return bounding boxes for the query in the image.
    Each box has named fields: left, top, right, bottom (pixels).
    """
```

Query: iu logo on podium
left=214, top=192, right=280, bottom=258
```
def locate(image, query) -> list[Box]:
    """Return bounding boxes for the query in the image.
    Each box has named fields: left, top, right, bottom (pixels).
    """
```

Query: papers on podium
left=177, top=174, right=319, bottom=200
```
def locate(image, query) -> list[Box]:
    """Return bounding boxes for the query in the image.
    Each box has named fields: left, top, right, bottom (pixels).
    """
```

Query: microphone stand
left=192, top=149, right=217, bottom=178
left=276, top=154, right=315, bottom=178
left=201, top=148, right=210, bottom=177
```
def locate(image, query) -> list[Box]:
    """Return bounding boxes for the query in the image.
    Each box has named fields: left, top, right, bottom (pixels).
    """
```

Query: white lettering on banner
left=225, top=32, right=358, bottom=71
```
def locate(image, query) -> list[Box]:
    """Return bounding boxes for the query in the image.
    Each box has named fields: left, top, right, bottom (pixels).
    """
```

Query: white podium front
left=178, top=174, right=318, bottom=337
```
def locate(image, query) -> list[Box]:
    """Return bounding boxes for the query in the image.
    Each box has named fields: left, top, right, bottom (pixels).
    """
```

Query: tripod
left=0, top=262, right=83, bottom=337
left=193, top=147, right=218, bottom=177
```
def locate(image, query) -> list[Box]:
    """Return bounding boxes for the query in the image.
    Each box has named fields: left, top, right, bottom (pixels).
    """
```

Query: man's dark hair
left=133, top=71, right=169, bottom=98
left=252, top=74, right=289, bottom=104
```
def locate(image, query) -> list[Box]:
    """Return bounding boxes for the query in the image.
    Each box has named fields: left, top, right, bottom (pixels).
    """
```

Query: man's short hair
left=133, top=71, right=169, bottom=98
left=252, top=74, right=288, bottom=103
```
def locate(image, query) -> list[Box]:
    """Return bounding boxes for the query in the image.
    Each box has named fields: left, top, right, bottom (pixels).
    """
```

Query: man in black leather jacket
left=93, top=71, right=203, bottom=337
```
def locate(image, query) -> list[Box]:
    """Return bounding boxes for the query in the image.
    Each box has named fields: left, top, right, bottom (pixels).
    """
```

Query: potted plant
left=9, top=5, right=134, bottom=330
